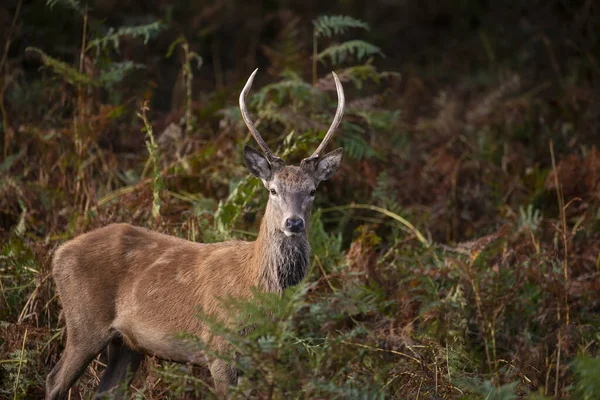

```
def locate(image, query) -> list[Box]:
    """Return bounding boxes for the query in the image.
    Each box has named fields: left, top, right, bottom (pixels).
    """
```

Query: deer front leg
left=209, top=358, right=237, bottom=398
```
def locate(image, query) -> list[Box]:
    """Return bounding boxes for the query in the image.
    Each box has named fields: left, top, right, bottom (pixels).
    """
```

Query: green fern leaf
left=97, top=61, right=146, bottom=88
left=26, top=47, right=97, bottom=87
left=373, top=171, right=402, bottom=213
left=87, top=21, right=162, bottom=55
left=340, top=125, right=376, bottom=161
left=250, top=72, right=317, bottom=109
left=313, top=15, right=369, bottom=38
left=317, top=40, right=384, bottom=66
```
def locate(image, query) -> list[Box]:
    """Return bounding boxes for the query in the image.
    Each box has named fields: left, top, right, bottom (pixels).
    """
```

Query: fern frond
left=26, top=47, right=97, bottom=87
left=316, top=62, right=399, bottom=90
left=317, top=40, right=384, bottom=66
left=27, top=47, right=143, bottom=89
left=352, top=109, right=400, bottom=132
left=87, top=21, right=162, bottom=54
left=313, top=15, right=369, bottom=38
left=214, top=177, right=262, bottom=234
left=373, top=171, right=402, bottom=213
left=97, top=61, right=146, bottom=88
left=340, top=125, right=377, bottom=161
left=251, top=72, right=317, bottom=108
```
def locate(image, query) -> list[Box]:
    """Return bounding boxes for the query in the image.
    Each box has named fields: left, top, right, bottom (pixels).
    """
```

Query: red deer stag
left=45, top=69, right=345, bottom=399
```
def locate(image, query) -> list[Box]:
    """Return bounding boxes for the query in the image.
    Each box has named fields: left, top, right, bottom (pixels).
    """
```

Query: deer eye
left=309, top=189, right=316, bottom=196
left=270, top=189, right=277, bottom=196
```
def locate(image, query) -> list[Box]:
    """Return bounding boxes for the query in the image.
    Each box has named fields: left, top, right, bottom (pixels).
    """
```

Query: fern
left=86, top=21, right=162, bottom=55
left=317, top=40, right=384, bottom=65
left=97, top=61, right=145, bottom=88
left=313, top=15, right=369, bottom=38
left=27, top=48, right=144, bottom=89
left=251, top=72, right=317, bottom=109
left=467, top=380, right=519, bottom=400
left=340, top=125, right=376, bottom=161
left=214, top=177, right=262, bottom=235
left=310, top=209, right=343, bottom=265
left=571, top=356, right=600, bottom=399
left=372, top=171, right=402, bottom=213
left=26, top=47, right=96, bottom=87
left=138, top=102, right=163, bottom=222
left=352, top=108, right=400, bottom=132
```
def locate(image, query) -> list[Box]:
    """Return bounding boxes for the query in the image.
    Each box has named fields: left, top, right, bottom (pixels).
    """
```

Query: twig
left=549, top=140, right=570, bottom=325
left=320, top=203, right=430, bottom=246
left=312, top=32, right=318, bottom=85
left=340, top=340, right=421, bottom=364
left=416, top=377, right=423, bottom=400
left=549, top=140, right=569, bottom=397
left=314, top=254, right=337, bottom=293
left=0, top=277, right=10, bottom=314
left=74, top=4, right=89, bottom=158
left=13, top=327, right=28, bottom=399
left=1, top=0, right=23, bottom=159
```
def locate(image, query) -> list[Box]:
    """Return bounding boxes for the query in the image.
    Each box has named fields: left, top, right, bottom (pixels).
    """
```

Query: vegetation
left=1, top=0, right=599, bottom=398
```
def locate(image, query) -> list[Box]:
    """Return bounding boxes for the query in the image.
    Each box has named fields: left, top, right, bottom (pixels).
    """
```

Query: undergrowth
left=1, top=1, right=599, bottom=399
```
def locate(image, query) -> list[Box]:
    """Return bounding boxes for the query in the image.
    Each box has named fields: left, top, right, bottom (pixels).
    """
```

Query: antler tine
left=239, top=69, right=276, bottom=161
left=311, top=71, right=345, bottom=158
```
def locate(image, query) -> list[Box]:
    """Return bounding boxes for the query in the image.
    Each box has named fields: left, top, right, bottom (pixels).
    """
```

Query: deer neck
left=253, top=202, right=310, bottom=294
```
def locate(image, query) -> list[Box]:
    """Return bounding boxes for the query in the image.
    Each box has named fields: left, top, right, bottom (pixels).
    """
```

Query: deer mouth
left=283, top=230, right=300, bottom=237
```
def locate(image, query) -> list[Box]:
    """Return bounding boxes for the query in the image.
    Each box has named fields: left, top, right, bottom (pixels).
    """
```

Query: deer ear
left=314, top=147, right=343, bottom=183
left=244, top=145, right=272, bottom=180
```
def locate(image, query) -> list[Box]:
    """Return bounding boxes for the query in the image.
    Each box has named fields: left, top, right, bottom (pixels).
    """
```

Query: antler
left=239, top=69, right=279, bottom=162
left=240, top=69, right=344, bottom=163
left=310, top=71, right=345, bottom=158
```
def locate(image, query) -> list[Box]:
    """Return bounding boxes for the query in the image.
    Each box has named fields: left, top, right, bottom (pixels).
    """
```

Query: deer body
left=46, top=70, right=345, bottom=399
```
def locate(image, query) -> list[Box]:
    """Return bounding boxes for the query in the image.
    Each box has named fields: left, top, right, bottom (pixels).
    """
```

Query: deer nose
left=285, top=217, right=305, bottom=233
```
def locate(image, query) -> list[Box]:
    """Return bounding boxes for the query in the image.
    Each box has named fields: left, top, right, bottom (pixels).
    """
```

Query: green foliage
left=0, top=238, right=38, bottom=321
left=317, top=40, right=384, bottom=65
left=462, top=379, right=519, bottom=400
left=2, top=347, right=34, bottom=399
left=372, top=171, right=401, bottom=213
left=310, top=210, right=343, bottom=267
left=97, top=61, right=146, bottom=88
left=340, top=126, right=375, bottom=161
left=312, top=15, right=383, bottom=70
left=519, top=204, right=542, bottom=232
left=341, top=62, right=399, bottom=89
left=87, top=21, right=162, bottom=55
left=214, top=176, right=262, bottom=236
left=251, top=72, right=316, bottom=109
left=166, top=37, right=203, bottom=135
left=26, top=47, right=145, bottom=90
left=313, top=15, right=369, bottom=38
left=26, top=47, right=95, bottom=87
left=183, top=281, right=397, bottom=398
left=138, top=103, right=163, bottom=222
left=570, top=356, right=600, bottom=399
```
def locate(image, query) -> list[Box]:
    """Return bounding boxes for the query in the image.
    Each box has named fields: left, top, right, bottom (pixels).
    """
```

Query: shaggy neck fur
left=252, top=202, right=310, bottom=294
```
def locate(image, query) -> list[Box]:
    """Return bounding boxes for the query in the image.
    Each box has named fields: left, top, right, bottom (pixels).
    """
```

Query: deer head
left=240, top=69, right=345, bottom=237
